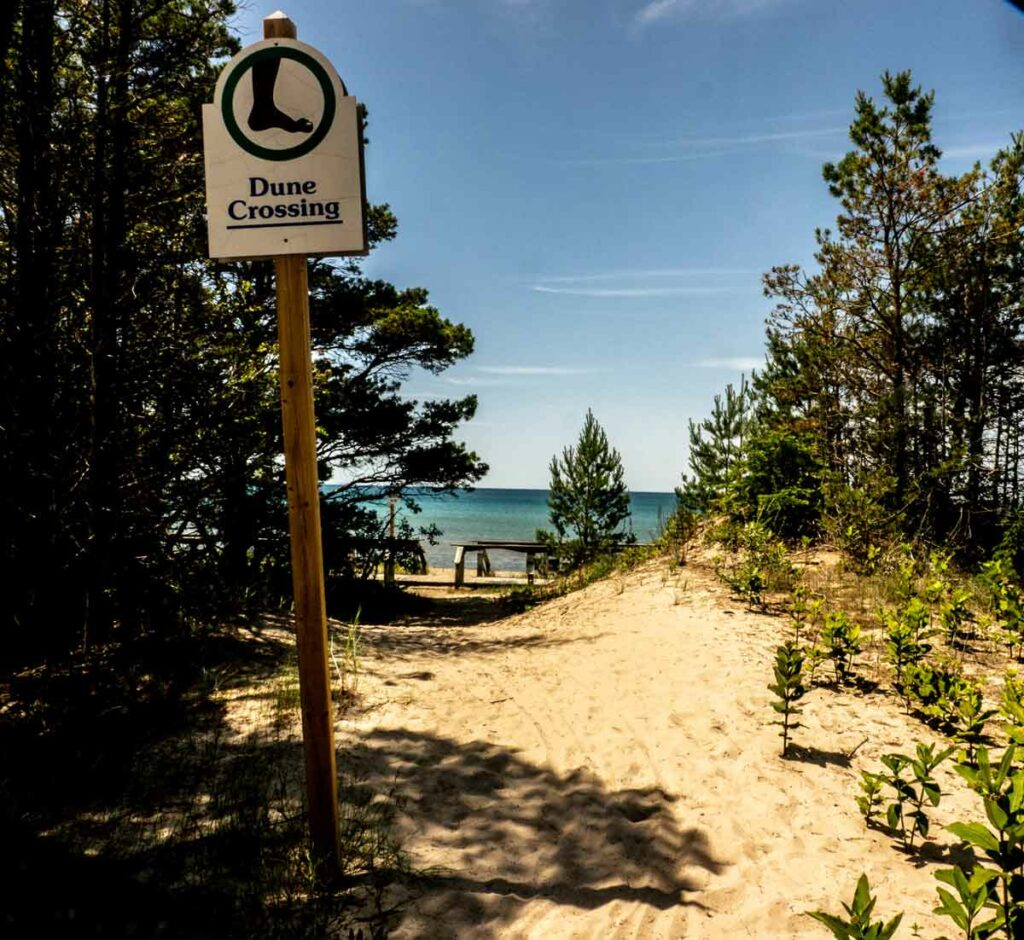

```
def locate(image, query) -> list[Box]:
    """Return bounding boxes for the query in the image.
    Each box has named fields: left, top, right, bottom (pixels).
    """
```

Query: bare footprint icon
left=247, top=57, right=313, bottom=134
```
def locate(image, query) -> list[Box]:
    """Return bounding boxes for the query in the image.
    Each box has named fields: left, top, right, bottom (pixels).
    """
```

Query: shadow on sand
left=346, top=727, right=727, bottom=937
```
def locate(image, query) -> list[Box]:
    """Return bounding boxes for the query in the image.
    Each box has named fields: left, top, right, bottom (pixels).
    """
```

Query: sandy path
left=339, top=560, right=980, bottom=938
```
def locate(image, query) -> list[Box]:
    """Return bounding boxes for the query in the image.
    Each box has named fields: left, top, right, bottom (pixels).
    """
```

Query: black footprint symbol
left=247, top=56, right=313, bottom=134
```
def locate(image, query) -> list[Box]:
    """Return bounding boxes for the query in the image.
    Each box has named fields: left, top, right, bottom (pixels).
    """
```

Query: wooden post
left=384, top=495, right=397, bottom=586
left=453, top=546, right=466, bottom=588
left=267, top=11, right=341, bottom=881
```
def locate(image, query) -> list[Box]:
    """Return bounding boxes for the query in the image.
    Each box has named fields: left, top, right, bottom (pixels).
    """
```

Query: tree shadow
left=785, top=743, right=854, bottom=769
left=362, top=625, right=609, bottom=663
left=346, top=728, right=727, bottom=937
left=2, top=622, right=723, bottom=938
left=914, top=837, right=979, bottom=870
left=393, top=593, right=516, bottom=629
left=0, top=815, right=230, bottom=939
left=2, top=715, right=411, bottom=937
left=0, top=623, right=343, bottom=937
left=858, top=819, right=982, bottom=872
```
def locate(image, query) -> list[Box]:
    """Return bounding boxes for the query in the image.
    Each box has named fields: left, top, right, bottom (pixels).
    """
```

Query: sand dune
left=338, top=559, right=980, bottom=938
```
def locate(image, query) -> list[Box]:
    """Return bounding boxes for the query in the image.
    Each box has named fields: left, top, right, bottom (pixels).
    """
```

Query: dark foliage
left=0, top=2, right=485, bottom=669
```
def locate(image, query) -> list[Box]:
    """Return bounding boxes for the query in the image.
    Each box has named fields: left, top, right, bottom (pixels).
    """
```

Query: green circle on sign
left=221, top=46, right=336, bottom=162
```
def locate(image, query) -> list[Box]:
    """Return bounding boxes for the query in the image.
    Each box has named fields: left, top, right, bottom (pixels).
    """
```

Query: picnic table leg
left=477, top=548, right=491, bottom=577
left=454, top=546, right=465, bottom=588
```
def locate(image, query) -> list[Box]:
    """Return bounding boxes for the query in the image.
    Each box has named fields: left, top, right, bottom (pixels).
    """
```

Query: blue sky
left=231, top=0, right=1024, bottom=491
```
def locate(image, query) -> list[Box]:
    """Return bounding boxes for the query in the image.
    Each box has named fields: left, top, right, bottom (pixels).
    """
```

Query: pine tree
left=546, top=410, right=631, bottom=565
left=678, top=376, right=753, bottom=513
left=0, top=4, right=487, bottom=663
left=756, top=70, right=1023, bottom=546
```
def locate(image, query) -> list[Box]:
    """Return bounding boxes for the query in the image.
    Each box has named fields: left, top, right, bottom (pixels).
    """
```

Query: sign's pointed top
left=264, top=11, right=296, bottom=39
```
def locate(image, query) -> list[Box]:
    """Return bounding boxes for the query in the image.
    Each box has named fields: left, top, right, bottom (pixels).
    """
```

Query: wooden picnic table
left=450, top=540, right=557, bottom=587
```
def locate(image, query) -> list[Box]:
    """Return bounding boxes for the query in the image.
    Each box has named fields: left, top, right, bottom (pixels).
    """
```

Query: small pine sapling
left=806, top=873, right=903, bottom=940
left=769, top=641, right=806, bottom=757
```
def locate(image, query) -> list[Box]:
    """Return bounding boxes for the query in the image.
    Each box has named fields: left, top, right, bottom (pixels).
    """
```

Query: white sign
left=202, top=38, right=366, bottom=260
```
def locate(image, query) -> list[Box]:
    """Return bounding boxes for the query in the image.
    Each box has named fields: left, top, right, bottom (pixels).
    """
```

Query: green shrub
left=806, top=874, right=903, bottom=939
left=903, top=659, right=980, bottom=732
left=660, top=506, right=698, bottom=564
left=981, top=558, right=1024, bottom=660
left=821, top=477, right=900, bottom=570
left=769, top=642, right=806, bottom=757
left=718, top=521, right=795, bottom=610
left=900, top=660, right=994, bottom=759
left=872, top=743, right=954, bottom=852
left=1001, top=671, right=1024, bottom=748
left=881, top=601, right=933, bottom=706
left=821, top=611, right=862, bottom=684
left=732, top=426, right=824, bottom=538
left=933, top=865, right=1002, bottom=940
left=941, top=590, right=975, bottom=647
left=856, top=771, right=884, bottom=824
left=948, top=745, right=1024, bottom=937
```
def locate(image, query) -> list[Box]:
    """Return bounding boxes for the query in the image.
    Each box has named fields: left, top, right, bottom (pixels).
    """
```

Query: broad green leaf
left=852, top=873, right=872, bottom=913
left=805, top=911, right=853, bottom=938
left=996, top=744, right=1015, bottom=786
left=878, top=913, right=903, bottom=939
left=933, top=888, right=968, bottom=930
left=947, top=821, right=1000, bottom=852
left=984, top=798, right=1009, bottom=831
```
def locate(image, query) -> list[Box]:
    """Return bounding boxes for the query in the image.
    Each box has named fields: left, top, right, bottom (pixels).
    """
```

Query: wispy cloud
left=568, top=124, right=846, bottom=166
left=444, top=365, right=591, bottom=386
left=662, top=126, right=846, bottom=148
left=534, top=285, right=737, bottom=297
left=568, top=149, right=737, bottom=167
left=537, top=267, right=760, bottom=282
left=476, top=365, right=592, bottom=376
left=445, top=376, right=514, bottom=387
left=941, top=141, right=1015, bottom=161
left=635, top=0, right=792, bottom=28
left=690, top=356, right=764, bottom=370
left=636, top=0, right=683, bottom=23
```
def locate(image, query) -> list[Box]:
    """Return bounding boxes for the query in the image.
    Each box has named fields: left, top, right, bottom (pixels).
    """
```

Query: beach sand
left=336, top=558, right=980, bottom=938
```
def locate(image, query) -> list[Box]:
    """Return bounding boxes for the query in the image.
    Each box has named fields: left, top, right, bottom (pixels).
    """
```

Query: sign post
left=202, top=9, right=368, bottom=880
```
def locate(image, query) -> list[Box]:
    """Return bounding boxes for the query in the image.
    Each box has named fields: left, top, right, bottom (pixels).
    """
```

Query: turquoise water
left=337, top=487, right=678, bottom=571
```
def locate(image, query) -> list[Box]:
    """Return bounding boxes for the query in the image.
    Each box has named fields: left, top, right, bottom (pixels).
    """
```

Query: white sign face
left=202, top=38, right=366, bottom=260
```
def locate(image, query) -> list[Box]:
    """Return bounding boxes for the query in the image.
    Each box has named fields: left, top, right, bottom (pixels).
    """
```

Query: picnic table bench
left=450, top=539, right=654, bottom=587
left=451, top=540, right=558, bottom=587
